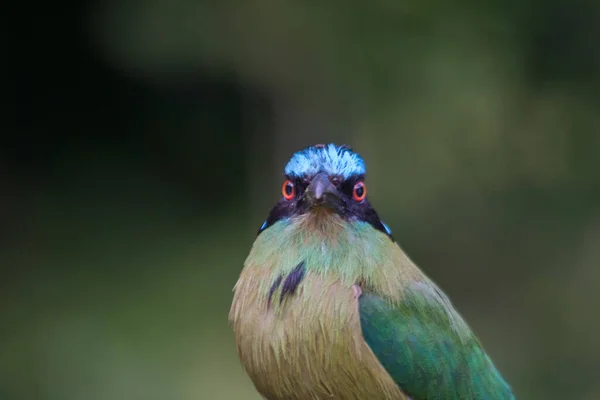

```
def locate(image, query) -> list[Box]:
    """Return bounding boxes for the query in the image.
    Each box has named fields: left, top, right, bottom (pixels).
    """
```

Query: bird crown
left=284, top=143, right=366, bottom=179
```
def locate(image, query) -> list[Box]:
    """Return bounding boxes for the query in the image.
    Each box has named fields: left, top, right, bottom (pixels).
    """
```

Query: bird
left=229, top=143, right=516, bottom=400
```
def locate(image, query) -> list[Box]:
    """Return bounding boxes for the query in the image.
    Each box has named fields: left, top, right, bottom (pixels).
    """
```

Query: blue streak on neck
left=381, top=221, right=392, bottom=236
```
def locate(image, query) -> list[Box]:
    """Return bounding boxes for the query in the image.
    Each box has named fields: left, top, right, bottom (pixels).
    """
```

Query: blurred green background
left=3, top=1, right=600, bottom=399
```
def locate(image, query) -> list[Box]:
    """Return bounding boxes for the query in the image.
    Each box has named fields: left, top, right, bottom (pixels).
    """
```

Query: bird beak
left=305, top=173, right=340, bottom=208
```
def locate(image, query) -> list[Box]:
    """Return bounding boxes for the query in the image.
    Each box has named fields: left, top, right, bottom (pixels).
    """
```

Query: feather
left=230, top=144, right=516, bottom=399
left=359, top=284, right=516, bottom=399
left=284, top=143, right=366, bottom=180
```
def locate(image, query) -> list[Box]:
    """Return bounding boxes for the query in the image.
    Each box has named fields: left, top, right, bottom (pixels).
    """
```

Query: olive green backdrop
left=3, top=1, right=600, bottom=399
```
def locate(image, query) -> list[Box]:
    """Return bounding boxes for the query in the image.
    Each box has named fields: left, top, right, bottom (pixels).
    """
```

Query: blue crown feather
left=284, top=144, right=366, bottom=179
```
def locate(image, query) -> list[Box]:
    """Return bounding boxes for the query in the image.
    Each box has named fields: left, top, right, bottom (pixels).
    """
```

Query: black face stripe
left=257, top=175, right=307, bottom=234
left=340, top=174, right=364, bottom=199
left=257, top=173, right=393, bottom=240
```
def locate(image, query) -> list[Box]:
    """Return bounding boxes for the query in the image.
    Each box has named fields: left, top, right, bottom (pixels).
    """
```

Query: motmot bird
left=230, top=144, right=515, bottom=400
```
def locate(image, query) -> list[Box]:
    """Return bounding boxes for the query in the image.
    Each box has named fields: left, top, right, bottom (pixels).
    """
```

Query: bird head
left=258, top=143, right=393, bottom=239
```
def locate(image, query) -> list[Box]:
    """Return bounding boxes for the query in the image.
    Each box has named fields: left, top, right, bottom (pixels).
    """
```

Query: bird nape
left=229, top=143, right=516, bottom=400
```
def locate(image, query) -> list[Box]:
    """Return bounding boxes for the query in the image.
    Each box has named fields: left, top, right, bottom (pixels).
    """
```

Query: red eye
left=282, top=179, right=295, bottom=200
left=352, top=181, right=366, bottom=202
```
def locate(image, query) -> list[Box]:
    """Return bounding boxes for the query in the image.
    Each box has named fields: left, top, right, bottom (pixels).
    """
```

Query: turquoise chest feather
left=250, top=212, right=400, bottom=287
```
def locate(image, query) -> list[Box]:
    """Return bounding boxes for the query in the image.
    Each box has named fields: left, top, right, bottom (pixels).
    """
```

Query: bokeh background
left=4, top=1, right=600, bottom=399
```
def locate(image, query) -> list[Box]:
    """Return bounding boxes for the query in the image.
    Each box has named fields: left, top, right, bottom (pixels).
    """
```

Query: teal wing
left=359, top=281, right=515, bottom=400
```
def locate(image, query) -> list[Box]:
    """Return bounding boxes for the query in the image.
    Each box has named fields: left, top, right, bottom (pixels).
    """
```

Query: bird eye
left=352, top=181, right=366, bottom=202
left=282, top=179, right=295, bottom=200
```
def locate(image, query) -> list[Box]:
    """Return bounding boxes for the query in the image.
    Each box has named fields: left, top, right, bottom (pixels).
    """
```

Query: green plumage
left=359, top=284, right=515, bottom=399
left=230, top=144, right=516, bottom=400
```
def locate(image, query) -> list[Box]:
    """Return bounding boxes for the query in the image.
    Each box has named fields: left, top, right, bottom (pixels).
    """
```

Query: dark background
left=3, top=1, right=600, bottom=399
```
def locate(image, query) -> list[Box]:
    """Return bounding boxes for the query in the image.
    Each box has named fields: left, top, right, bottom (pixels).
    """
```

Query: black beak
left=305, top=173, right=340, bottom=208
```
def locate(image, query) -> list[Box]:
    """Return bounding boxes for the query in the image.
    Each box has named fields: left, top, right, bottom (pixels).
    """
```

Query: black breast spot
left=280, top=261, right=306, bottom=304
left=267, top=275, right=283, bottom=306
